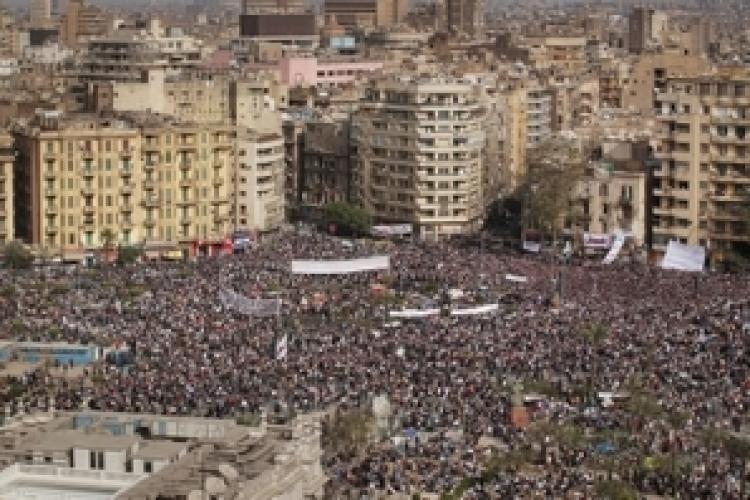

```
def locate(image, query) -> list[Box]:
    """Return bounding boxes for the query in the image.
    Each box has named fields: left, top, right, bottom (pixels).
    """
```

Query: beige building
left=354, top=76, right=496, bottom=240
left=60, top=0, right=107, bottom=48
left=12, top=112, right=235, bottom=254
left=621, top=52, right=710, bottom=116
left=653, top=72, right=750, bottom=262
left=323, top=0, right=407, bottom=28
left=445, top=0, right=485, bottom=38
left=235, top=129, right=285, bottom=232
left=498, top=84, right=527, bottom=190
left=524, top=35, right=587, bottom=76
left=0, top=132, right=13, bottom=245
left=30, top=0, right=52, bottom=28
left=13, top=113, right=143, bottom=252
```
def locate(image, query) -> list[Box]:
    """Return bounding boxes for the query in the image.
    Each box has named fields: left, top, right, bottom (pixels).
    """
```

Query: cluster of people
left=0, top=228, right=748, bottom=497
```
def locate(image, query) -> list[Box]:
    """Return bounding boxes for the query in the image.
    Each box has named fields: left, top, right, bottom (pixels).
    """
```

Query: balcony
left=213, top=176, right=224, bottom=187
left=179, top=161, right=192, bottom=171
left=144, top=219, right=156, bottom=228
left=120, top=203, right=133, bottom=213
left=179, top=216, right=192, bottom=225
left=82, top=205, right=95, bottom=215
left=81, top=185, right=95, bottom=196
left=143, top=196, right=159, bottom=207
left=44, top=188, right=56, bottom=198
left=179, top=178, right=192, bottom=188
left=43, top=171, right=56, bottom=181
left=45, top=205, right=58, bottom=216
left=119, top=166, right=133, bottom=177
left=45, top=225, right=58, bottom=235
left=210, top=197, right=229, bottom=205
left=120, top=148, right=134, bottom=159
left=176, top=198, right=196, bottom=206
left=120, top=183, right=134, bottom=195
left=143, top=179, right=156, bottom=191
left=80, top=150, right=95, bottom=160
left=81, top=166, right=95, bottom=177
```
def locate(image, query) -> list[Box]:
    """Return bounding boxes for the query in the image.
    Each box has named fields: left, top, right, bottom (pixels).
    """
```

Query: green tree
left=117, top=246, right=142, bottom=266
left=322, top=202, right=371, bottom=236
left=724, top=434, right=750, bottom=500
left=520, top=138, right=590, bottom=245
left=594, top=479, right=638, bottom=500
left=1, top=241, right=34, bottom=269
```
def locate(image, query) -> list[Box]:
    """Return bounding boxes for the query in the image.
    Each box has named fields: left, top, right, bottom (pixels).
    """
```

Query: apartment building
left=13, top=112, right=143, bottom=252
left=0, top=132, right=13, bottom=245
left=323, top=0, right=407, bottom=28
left=526, top=85, right=553, bottom=149
left=653, top=72, right=750, bottom=262
left=137, top=117, right=235, bottom=246
left=497, top=84, right=527, bottom=190
left=445, top=0, right=485, bottom=38
left=235, top=129, right=285, bottom=232
left=354, top=76, right=493, bottom=240
left=60, top=0, right=107, bottom=48
left=524, top=35, right=587, bottom=75
left=300, top=118, right=352, bottom=206
left=12, top=112, right=236, bottom=254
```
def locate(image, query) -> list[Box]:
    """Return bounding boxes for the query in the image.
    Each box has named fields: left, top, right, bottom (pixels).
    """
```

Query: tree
left=322, top=202, right=371, bottom=237
left=519, top=138, right=590, bottom=245
left=117, top=246, right=142, bottom=266
left=1, top=241, right=34, bottom=269
left=724, top=434, right=750, bottom=500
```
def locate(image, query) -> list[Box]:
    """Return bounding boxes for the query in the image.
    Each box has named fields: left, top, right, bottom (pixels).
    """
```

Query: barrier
left=450, top=304, right=499, bottom=316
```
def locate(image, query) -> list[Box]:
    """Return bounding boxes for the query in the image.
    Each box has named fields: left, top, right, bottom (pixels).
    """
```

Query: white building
left=355, top=75, right=496, bottom=240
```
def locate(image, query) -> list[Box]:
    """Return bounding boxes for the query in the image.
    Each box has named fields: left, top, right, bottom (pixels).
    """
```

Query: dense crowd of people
left=0, top=228, right=748, bottom=498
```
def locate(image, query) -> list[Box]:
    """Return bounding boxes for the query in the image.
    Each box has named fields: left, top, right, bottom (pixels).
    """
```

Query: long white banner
left=389, top=308, right=440, bottom=319
left=389, top=303, right=499, bottom=319
left=291, top=255, right=390, bottom=275
left=450, top=304, right=499, bottom=316
left=660, top=241, right=705, bottom=272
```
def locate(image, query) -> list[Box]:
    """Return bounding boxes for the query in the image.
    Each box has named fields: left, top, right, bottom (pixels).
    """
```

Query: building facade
left=355, top=76, right=493, bottom=240
left=235, top=129, right=285, bottom=232
left=0, top=133, right=13, bottom=245
left=654, top=72, right=750, bottom=262
left=12, top=112, right=236, bottom=254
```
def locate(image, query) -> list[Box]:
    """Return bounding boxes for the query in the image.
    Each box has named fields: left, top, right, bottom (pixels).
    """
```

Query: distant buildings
left=445, top=0, right=485, bottom=38
left=323, top=0, right=408, bottom=28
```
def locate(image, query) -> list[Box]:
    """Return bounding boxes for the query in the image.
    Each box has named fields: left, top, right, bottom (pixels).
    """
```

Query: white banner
left=660, top=241, right=705, bottom=272
left=371, top=224, right=413, bottom=237
left=389, top=308, right=440, bottom=319
left=450, top=304, right=499, bottom=316
left=504, top=274, right=528, bottom=283
left=584, top=233, right=612, bottom=250
left=603, top=234, right=626, bottom=264
left=220, top=289, right=280, bottom=317
left=522, top=241, right=541, bottom=253
left=291, top=255, right=390, bottom=274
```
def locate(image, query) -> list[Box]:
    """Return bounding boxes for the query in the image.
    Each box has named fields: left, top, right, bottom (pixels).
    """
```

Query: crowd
left=0, top=228, right=748, bottom=498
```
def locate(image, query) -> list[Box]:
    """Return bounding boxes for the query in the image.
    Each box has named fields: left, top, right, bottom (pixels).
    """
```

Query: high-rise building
left=60, top=0, right=107, bottom=48
left=628, top=6, right=653, bottom=54
left=0, top=132, right=13, bottom=245
left=323, top=0, right=407, bottom=27
left=653, top=72, right=750, bottom=264
left=30, top=0, right=52, bottom=28
left=354, top=76, right=496, bottom=240
left=235, top=129, right=285, bottom=232
left=445, top=0, right=485, bottom=38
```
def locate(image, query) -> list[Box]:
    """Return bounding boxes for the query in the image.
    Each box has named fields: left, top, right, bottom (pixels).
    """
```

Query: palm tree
left=101, top=228, right=116, bottom=263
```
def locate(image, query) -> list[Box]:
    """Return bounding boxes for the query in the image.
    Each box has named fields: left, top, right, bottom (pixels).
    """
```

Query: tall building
left=628, top=6, right=653, bottom=54
left=30, top=0, right=52, bottom=28
left=235, top=129, right=285, bottom=232
left=354, top=76, right=495, bottom=240
left=0, top=132, right=13, bottom=245
left=323, top=0, right=407, bottom=28
left=445, top=0, right=484, bottom=38
left=60, top=0, right=107, bottom=48
left=653, top=72, right=750, bottom=264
